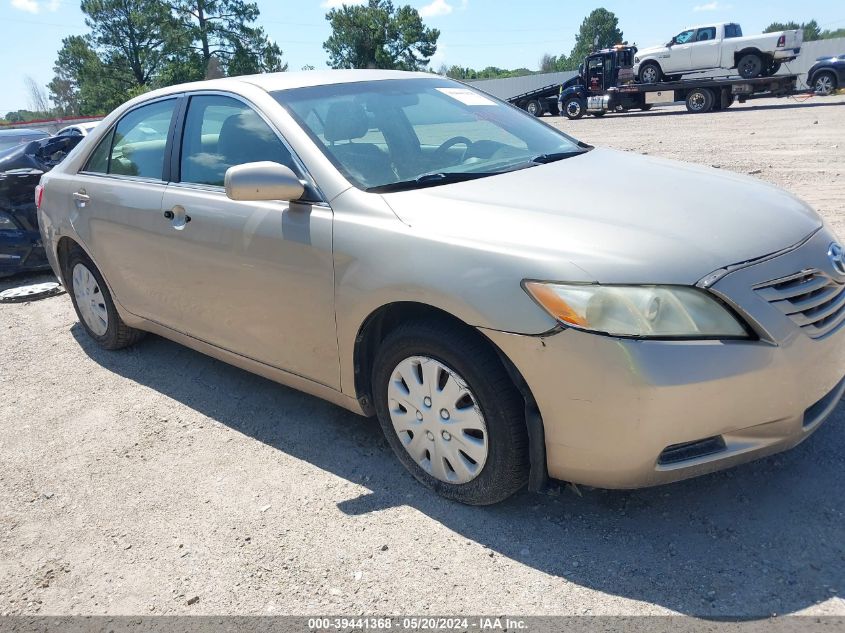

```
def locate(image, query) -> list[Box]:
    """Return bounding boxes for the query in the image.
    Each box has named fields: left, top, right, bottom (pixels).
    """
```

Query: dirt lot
left=1, top=95, right=844, bottom=618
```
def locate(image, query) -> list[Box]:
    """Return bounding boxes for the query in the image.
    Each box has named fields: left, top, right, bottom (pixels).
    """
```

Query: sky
left=1, top=0, right=843, bottom=114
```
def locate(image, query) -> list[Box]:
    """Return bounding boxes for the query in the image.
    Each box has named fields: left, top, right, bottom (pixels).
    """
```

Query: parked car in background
left=807, top=54, right=845, bottom=96
left=634, top=22, right=803, bottom=82
left=36, top=70, right=845, bottom=505
left=0, top=128, right=50, bottom=153
left=56, top=121, right=101, bottom=138
left=0, top=133, right=83, bottom=278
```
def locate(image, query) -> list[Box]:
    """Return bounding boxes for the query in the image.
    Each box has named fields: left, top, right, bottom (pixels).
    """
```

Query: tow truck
left=557, top=45, right=799, bottom=119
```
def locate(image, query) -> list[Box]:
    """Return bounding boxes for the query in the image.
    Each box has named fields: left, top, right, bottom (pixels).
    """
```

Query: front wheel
left=372, top=321, right=529, bottom=505
left=737, top=53, right=763, bottom=79
left=65, top=246, right=145, bottom=350
left=562, top=97, right=585, bottom=120
left=639, top=62, right=662, bottom=84
left=814, top=71, right=837, bottom=96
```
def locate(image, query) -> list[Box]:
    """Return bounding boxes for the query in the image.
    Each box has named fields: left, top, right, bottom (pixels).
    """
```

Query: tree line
left=4, top=4, right=844, bottom=124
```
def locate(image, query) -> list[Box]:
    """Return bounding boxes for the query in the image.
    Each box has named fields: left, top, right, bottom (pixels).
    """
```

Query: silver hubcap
left=816, top=76, right=834, bottom=95
left=567, top=101, right=581, bottom=117
left=387, top=356, right=488, bottom=485
left=72, top=263, right=108, bottom=336
left=642, top=66, right=658, bottom=82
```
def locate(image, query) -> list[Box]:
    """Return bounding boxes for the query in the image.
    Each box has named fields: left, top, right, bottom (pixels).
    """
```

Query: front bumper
left=484, top=228, right=845, bottom=488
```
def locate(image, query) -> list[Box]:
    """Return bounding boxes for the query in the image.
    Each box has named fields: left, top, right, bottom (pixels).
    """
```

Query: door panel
left=71, top=98, right=179, bottom=322
left=158, top=93, right=339, bottom=388
left=158, top=188, right=337, bottom=387
left=690, top=27, right=720, bottom=69
left=664, top=29, right=695, bottom=72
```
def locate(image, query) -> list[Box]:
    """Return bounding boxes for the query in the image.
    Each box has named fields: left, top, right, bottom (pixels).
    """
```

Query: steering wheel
left=433, top=136, right=474, bottom=162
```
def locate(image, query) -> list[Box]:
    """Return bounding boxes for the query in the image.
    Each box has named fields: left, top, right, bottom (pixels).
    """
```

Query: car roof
left=136, top=69, right=437, bottom=102
left=679, top=22, right=736, bottom=31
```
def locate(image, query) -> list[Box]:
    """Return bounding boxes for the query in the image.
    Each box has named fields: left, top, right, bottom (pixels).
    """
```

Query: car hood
left=381, top=148, right=822, bottom=285
left=636, top=45, right=669, bottom=59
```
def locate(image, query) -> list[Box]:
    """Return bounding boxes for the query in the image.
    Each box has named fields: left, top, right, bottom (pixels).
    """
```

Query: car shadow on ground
left=71, top=326, right=845, bottom=617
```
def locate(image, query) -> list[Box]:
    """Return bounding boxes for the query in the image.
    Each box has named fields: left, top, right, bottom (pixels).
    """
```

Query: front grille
left=755, top=269, right=845, bottom=339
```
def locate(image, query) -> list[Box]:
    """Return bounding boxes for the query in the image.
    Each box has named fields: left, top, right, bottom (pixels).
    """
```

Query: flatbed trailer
left=609, top=73, right=800, bottom=113
left=549, top=45, right=806, bottom=119
left=507, top=84, right=562, bottom=117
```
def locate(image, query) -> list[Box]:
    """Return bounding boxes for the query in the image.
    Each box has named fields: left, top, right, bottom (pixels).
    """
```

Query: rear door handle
left=72, top=190, right=90, bottom=207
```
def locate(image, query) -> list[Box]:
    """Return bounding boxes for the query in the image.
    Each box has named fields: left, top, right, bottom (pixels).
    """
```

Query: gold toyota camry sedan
left=37, top=70, right=845, bottom=504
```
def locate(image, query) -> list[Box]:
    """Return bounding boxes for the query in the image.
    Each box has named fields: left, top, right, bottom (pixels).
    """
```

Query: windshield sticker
left=436, top=88, right=497, bottom=106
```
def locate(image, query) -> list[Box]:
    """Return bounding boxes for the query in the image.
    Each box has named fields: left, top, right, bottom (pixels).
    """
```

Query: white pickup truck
left=633, top=22, right=803, bottom=83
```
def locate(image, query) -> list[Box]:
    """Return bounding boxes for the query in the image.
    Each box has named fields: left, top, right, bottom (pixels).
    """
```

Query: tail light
left=35, top=183, right=44, bottom=209
left=777, top=35, right=786, bottom=47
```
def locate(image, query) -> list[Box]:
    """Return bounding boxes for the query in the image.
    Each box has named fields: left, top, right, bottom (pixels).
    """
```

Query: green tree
left=323, top=0, right=439, bottom=70
left=81, top=0, right=179, bottom=87
left=167, top=0, right=287, bottom=77
left=764, top=20, right=823, bottom=41
left=48, top=35, right=129, bottom=115
left=558, top=8, right=623, bottom=70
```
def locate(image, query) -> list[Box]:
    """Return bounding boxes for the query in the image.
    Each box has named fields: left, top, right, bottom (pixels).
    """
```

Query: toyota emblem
left=829, top=242, right=845, bottom=276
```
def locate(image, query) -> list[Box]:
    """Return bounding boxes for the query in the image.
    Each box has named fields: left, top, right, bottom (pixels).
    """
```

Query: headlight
left=523, top=282, right=750, bottom=339
left=0, top=211, right=19, bottom=231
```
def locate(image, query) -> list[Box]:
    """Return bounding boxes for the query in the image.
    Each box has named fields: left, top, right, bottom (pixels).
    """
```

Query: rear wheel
left=737, top=53, right=763, bottom=79
left=814, top=71, right=837, bottom=96
left=562, top=96, right=585, bottom=120
left=526, top=100, right=544, bottom=117
left=65, top=246, right=145, bottom=350
left=639, top=61, right=662, bottom=84
left=372, top=321, right=529, bottom=505
left=762, top=60, right=781, bottom=77
left=685, top=88, right=714, bottom=113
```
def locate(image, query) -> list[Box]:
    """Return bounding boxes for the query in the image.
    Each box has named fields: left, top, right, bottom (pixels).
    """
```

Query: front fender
left=560, top=86, right=586, bottom=101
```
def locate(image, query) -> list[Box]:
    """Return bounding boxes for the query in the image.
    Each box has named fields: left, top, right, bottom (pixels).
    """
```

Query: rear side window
left=724, top=24, right=742, bottom=38
left=696, top=27, right=716, bottom=42
left=84, top=99, right=176, bottom=179
left=179, top=94, right=296, bottom=187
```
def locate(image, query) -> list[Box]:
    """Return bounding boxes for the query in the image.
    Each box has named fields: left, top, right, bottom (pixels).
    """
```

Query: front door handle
left=72, top=190, right=90, bottom=207
left=164, top=206, right=192, bottom=230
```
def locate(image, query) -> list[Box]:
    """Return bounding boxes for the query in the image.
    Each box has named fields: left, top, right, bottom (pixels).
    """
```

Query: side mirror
left=224, top=161, right=305, bottom=202
left=667, top=38, right=675, bottom=47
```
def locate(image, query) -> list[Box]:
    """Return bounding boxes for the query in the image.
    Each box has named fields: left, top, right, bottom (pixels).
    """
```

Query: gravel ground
left=1, top=94, right=844, bottom=618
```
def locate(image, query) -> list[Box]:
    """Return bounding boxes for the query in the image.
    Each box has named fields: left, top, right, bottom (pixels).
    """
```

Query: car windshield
left=274, top=78, right=587, bottom=192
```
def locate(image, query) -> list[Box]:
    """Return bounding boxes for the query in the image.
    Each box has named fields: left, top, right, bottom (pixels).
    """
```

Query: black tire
left=562, top=96, right=585, bottom=120
left=762, top=60, right=781, bottom=77
left=372, top=320, right=530, bottom=505
left=640, top=104, right=653, bottom=111
left=638, top=61, right=662, bottom=84
left=526, top=100, right=543, bottom=117
left=813, top=71, right=837, bottom=96
left=685, top=88, right=714, bottom=113
left=65, top=245, right=145, bottom=350
left=665, top=75, right=683, bottom=82
left=737, top=53, right=763, bottom=79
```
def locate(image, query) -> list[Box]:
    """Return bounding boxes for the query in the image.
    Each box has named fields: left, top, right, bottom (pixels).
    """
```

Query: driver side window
left=179, top=95, right=298, bottom=187
left=675, top=30, right=695, bottom=44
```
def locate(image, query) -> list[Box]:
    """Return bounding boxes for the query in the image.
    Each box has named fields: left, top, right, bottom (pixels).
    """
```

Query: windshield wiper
left=366, top=171, right=495, bottom=193
left=528, top=150, right=588, bottom=164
